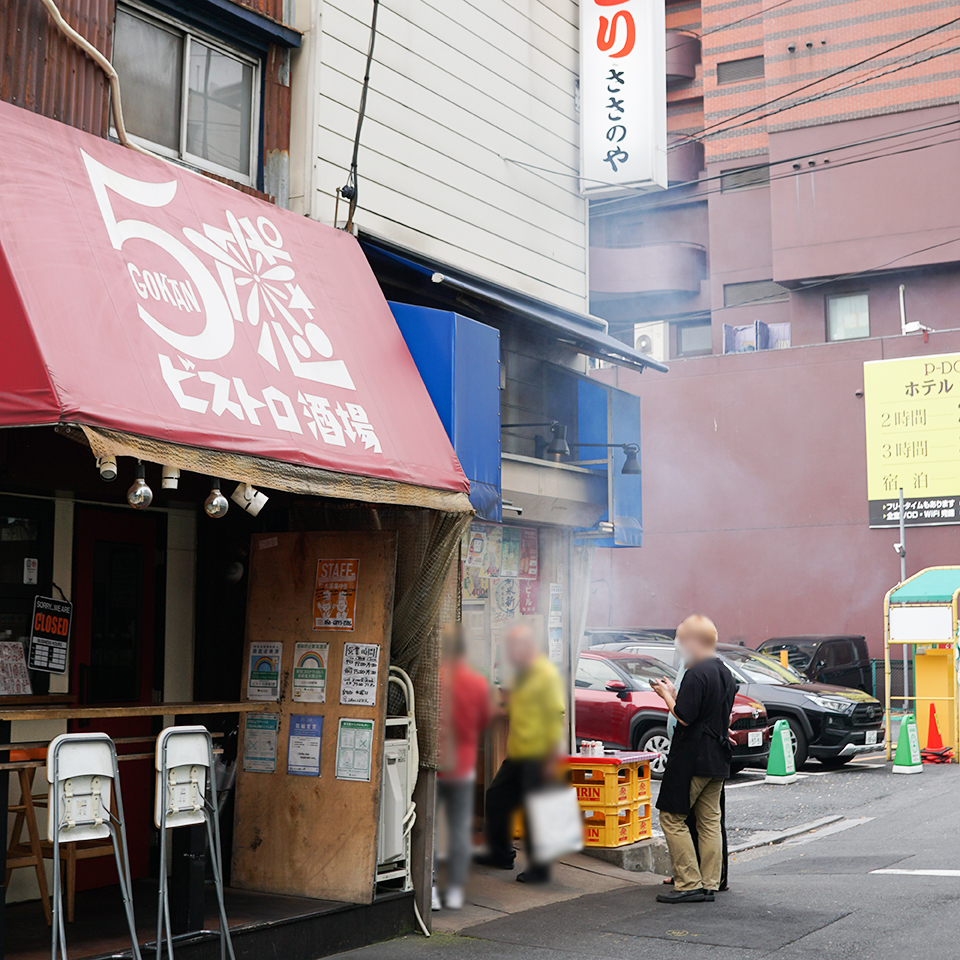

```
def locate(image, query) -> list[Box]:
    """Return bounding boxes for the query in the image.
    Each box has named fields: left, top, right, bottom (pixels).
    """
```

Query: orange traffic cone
left=921, top=703, right=953, bottom=763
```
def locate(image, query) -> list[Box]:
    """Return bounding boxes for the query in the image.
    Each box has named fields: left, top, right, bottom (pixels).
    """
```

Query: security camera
left=97, top=456, right=118, bottom=482
left=893, top=543, right=906, bottom=558
left=231, top=483, right=269, bottom=517
left=161, top=466, right=180, bottom=490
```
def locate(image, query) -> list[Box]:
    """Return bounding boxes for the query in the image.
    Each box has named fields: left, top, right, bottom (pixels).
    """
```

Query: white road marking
left=783, top=817, right=874, bottom=846
left=872, top=869, right=960, bottom=877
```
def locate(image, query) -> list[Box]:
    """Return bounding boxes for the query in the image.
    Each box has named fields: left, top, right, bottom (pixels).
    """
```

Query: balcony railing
left=589, top=242, right=707, bottom=296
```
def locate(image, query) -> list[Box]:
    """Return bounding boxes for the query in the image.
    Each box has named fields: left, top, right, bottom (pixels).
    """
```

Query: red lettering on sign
left=597, top=11, right=635, bottom=58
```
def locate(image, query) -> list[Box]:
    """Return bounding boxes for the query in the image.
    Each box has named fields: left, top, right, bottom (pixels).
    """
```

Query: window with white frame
left=826, top=293, right=870, bottom=341
left=113, top=4, right=259, bottom=183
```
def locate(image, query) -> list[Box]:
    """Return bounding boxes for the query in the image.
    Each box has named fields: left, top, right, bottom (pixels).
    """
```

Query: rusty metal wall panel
left=1, top=0, right=114, bottom=136
left=231, top=0, right=287, bottom=24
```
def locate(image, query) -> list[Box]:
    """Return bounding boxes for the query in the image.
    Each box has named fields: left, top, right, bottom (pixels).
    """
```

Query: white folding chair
left=46, top=733, right=142, bottom=960
left=154, top=726, right=234, bottom=960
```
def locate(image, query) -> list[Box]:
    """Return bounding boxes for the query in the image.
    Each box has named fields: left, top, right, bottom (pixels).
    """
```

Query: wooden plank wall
left=232, top=530, right=397, bottom=904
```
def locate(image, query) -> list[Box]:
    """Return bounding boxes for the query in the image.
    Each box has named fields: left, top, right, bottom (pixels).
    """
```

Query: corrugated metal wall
left=0, top=0, right=114, bottom=136
left=233, top=0, right=287, bottom=23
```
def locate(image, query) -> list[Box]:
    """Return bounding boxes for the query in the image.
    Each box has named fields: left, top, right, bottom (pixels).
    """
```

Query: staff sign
left=28, top=595, right=72, bottom=674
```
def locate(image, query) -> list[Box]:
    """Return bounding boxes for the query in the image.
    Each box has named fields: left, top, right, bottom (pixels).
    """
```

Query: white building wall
left=289, top=0, right=587, bottom=312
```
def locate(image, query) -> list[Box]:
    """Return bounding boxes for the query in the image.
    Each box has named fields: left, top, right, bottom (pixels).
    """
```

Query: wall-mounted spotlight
left=127, top=461, right=153, bottom=508
left=501, top=421, right=571, bottom=460
left=231, top=483, right=269, bottom=517
left=97, top=456, right=118, bottom=482
left=204, top=479, right=229, bottom=519
left=568, top=441, right=642, bottom=476
left=161, top=466, right=180, bottom=490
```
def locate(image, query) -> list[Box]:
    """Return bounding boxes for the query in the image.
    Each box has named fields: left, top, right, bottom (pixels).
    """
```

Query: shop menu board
left=463, top=522, right=539, bottom=602
left=339, top=642, right=380, bottom=706
left=27, top=595, right=72, bottom=674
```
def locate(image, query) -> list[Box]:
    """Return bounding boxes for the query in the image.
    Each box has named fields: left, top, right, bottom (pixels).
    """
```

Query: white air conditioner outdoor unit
left=634, top=321, right=668, bottom=362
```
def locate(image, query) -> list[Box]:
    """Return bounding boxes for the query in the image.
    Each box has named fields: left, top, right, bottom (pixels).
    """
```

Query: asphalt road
left=343, top=755, right=960, bottom=960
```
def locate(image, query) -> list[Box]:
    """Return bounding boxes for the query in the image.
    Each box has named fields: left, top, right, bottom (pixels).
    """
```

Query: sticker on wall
left=549, top=625, right=563, bottom=663
left=247, top=641, right=282, bottom=701
left=335, top=718, right=375, bottom=782
left=548, top=583, right=563, bottom=622
left=500, top=527, right=521, bottom=578
left=287, top=714, right=323, bottom=776
left=292, top=641, right=329, bottom=702
left=340, top=642, right=381, bottom=706
left=313, top=558, right=359, bottom=630
left=27, top=595, right=72, bottom=675
left=243, top=713, right=279, bottom=773
left=23, top=558, right=38, bottom=585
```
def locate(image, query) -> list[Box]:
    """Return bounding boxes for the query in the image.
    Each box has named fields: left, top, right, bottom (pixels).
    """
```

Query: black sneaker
left=656, top=888, right=706, bottom=904
left=473, top=852, right=515, bottom=870
left=517, top=867, right=550, bottom=884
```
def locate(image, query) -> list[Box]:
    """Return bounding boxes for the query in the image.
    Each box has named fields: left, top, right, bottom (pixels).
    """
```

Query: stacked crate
left=565, top=753, right=654, bottom=848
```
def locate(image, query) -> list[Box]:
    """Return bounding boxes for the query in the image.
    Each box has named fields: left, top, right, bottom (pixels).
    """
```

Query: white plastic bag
left=525, top=786, right=584, bottom=864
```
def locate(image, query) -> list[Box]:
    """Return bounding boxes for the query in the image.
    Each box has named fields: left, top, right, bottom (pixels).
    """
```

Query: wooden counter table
left=0, top=698, right=272, bottom=959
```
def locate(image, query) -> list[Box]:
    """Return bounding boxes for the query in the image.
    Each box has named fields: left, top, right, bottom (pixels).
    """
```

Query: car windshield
left=762, top=640, right=817, bottom=670
left=723, top=649, right=805, bottom=684
left=613, top=657, right=677, bottom=683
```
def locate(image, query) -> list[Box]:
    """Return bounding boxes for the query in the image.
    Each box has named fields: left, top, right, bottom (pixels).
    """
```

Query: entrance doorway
left=71, top=508, right=164, bottom=888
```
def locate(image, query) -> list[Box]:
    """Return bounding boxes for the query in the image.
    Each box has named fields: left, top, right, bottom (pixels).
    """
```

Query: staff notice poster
left=287, top=714, right=323, bottom=776
left=335, top=718, right=374, bottom=782
left=864, top=353, right=960, bottom=526
left=27, top=595, right=72, bottom=674
left=313, top=558, right=359, bottom=630
left=243, top=713, right=279, bottom=773
left=293, top=641, right=329, bottom=702
left=340, top=642, right=380, bottom=706
left=247, top=641, right=282, bottom=701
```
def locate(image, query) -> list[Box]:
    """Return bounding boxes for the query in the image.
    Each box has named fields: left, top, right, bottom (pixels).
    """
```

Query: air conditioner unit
left=634, top=321, right=668, bottom=362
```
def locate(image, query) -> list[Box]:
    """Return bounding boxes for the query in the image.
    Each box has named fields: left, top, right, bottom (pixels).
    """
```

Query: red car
left=575, top=651, right=770, bottom=778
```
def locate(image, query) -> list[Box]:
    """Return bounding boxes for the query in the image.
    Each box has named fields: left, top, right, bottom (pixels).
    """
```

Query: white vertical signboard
left=579, top=0, right=667, bottom=196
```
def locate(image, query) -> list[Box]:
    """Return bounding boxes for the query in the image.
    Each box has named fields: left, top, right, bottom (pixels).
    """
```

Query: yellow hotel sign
left=864, top=352, right=960, bottom=527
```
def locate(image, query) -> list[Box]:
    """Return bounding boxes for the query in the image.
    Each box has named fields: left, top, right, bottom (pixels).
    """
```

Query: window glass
left=763, top=640, right=816, bottom=670
left=575, top=657, right=622, bottom=690
left=827, top=293, right=869, bottom=341
left=677, top=322, right=712, bottom=356
left=723, top=650, right=804, bottom=684
left=113, top=9, right=183, bottom=150
left=616, top=657, right=677, bottom=683
left=187, top=40, right=254, bottom=176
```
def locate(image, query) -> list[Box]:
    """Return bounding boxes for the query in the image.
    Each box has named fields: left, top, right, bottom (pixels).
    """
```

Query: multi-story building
left=588, top=1, right=960, bottom=656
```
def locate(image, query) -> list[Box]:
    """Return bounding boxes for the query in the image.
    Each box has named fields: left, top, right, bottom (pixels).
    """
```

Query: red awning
left=0, top=101, right=469, bottom=507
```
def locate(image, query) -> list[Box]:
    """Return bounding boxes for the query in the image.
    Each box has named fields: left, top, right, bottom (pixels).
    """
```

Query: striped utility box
left=563, top=751, right=658, bottom=848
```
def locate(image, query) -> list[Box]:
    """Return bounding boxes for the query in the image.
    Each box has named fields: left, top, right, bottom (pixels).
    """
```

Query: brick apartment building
left=587, top=0, right=960, bottom=657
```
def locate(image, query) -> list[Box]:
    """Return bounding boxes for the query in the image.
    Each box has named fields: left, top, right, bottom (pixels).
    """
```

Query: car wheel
left=638, top=727, right=670, bottom=779
left=782, top=717, right=808, bottom=767
left=818, top=755, right=852, bottom=768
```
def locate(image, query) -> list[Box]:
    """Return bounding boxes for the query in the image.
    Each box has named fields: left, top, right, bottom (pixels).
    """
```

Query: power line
left=665, top=0, right=798, bottom=53
left=686, top=36, right=960, bottom=145
left=671, top=14, right=960, bottom=148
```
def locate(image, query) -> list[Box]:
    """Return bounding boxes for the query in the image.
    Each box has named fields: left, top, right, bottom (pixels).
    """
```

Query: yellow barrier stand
left=884, top=567, right=960, bottom=762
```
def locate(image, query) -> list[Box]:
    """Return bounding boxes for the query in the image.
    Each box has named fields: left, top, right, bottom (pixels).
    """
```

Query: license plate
left=865, top=730, right=878, bottom=745
left=748, top=730, right=763, bottom=747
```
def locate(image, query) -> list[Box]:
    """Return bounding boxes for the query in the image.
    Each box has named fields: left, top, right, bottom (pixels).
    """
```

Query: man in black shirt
left=652, top=615, right=736, bottom=904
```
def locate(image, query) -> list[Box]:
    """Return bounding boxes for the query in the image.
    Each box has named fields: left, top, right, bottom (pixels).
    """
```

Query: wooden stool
left=5, top=748, right=52, bottom=925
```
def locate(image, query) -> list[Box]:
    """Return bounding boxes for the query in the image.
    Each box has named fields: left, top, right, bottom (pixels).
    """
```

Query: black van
left=757, top=635, right=872, bottom=693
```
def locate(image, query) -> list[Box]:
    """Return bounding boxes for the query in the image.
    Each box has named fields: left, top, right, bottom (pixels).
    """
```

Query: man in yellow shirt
left=475, top=624, right=565, bottom=883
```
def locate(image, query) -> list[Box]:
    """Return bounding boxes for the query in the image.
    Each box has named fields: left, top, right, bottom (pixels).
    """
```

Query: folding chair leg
left=65, top=844, right=77, bottom=923
left=109, top=826, right=143, bottom=960
left=205, top=818, right=235, bottom=960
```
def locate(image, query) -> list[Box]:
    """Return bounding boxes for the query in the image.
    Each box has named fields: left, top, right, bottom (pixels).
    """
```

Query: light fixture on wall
left=127, top=460, right=153, bottom=508
left=97, top=456, right=118, bottom=482
left=501, top=421, right=571, bottom=460
left=231, top=483, right=269, bottom=517
left=161, top=466, right=180, bottom=490
left=204, top=479, right=229, bottom=519
left=568, top=442, right=642, bottom=476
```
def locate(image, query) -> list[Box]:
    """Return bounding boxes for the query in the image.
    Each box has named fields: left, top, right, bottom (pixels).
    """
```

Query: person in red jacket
left=433, top=623, right=492, bottom=911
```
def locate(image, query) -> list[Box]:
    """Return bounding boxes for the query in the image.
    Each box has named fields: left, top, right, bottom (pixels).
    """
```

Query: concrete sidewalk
left=431, top=851, right=664, bottom=935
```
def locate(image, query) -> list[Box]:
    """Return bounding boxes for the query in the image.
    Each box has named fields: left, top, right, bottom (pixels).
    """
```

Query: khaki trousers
left=659, top=776, right=724, bottom=892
